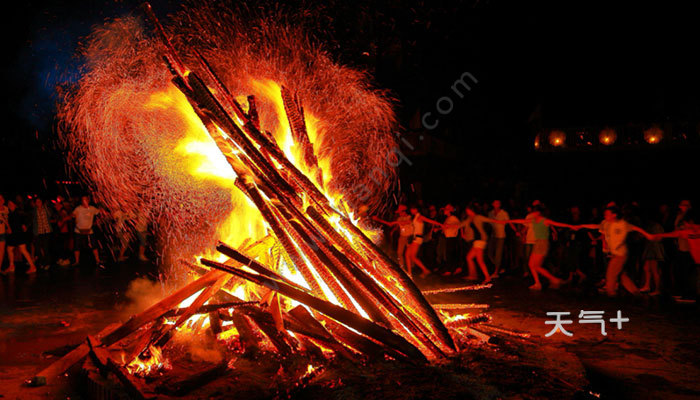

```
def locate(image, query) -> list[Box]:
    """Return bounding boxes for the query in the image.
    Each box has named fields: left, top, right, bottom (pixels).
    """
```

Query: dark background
left=2, top=1, right=698, bottom=211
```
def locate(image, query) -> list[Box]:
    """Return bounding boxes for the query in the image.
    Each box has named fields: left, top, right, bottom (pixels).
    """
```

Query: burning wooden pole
left=177, top=64, right=453, bottom=357
left=200, top=258, right=427, bottom=363
left=41, top=7, right=464, bottom=381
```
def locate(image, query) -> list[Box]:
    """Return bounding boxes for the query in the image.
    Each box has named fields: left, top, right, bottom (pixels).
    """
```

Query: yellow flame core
left=145, top=85, right=267, bottom=253
left=150, top=78, right=382, bottom=350
left=126, top=345, right=169, bottom=376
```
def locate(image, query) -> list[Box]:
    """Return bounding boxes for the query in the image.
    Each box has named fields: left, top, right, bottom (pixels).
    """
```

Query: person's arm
left=545, top=219, right=577, bottom=229
left=418, top=215, right=444, bottom=227
left=508, top=221, right=518, bottom=233
left=481, top=216, right=501, bottom=225
left=372, top=216, right=410, bottom=227
left=372, top=215, right=395, bottom=226
left=653, top=230, right=685, bottom=240
left=457, top=217, right=474, bottom=229
left=502, top=218, right=530, bottom=225
left=628, top=224, right=654, bottom=240
left=576, top=223, right=600, bottom=230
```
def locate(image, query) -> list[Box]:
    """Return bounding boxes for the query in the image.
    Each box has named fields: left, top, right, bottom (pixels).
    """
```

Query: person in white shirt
left=446, top=204, right=499, bottom=284
left=72, top=195, right=103, bottom=267
left=405, top=205, right=444, bottom=278
left=576, top=206, right=653, bottom=297
left=487, top=200, right=510, bottom=277
left=501, top=204, right=577, bottom=290
left=654, top=210, right=700, bottom=303
left=522, top=200, right=542, bottom=277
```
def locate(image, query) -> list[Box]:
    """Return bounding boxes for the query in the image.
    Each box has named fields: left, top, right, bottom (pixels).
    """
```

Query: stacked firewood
left=24, top=3, right=500, bottom=397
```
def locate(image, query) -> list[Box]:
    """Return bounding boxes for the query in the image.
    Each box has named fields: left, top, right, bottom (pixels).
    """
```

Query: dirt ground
left=1, top=262, right=699, bottom=399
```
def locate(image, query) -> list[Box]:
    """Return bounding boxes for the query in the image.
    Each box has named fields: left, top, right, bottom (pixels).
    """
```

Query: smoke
left=172, top=331, right=225, bottom=364
left=119, top=277, right=166, bottom=318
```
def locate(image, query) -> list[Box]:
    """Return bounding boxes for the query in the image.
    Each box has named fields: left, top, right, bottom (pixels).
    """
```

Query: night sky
left=3, top=1, right=698, bottom=207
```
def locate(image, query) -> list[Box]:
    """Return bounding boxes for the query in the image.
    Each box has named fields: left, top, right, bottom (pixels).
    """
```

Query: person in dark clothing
left=32, top=197, right=53, bottom=269
left=563, top=206, right=590, bottom=284
left=422, top=205, right=439, bottom=271
left=6, top=199, right=37, bottom=274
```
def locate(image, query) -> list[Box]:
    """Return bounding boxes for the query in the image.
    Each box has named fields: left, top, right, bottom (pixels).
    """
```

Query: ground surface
left=1, top=261, right=699, bottom=399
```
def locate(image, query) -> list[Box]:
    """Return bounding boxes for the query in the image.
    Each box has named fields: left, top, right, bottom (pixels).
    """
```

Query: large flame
left=58, top=11, right=397, bottom=276
left=57, top=5, right=469, bottom=369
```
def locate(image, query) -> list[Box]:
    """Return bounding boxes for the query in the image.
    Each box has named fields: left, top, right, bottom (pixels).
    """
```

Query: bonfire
left=29, top=3, right=506, bottom=398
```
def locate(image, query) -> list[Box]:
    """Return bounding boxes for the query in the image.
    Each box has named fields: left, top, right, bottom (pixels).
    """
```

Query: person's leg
left=650, top=260, right=661, bottom=296
left=34, top=236, right=42, bottom=267
left=523, top=244, right=533, bottom=277
left=90, top=234, right=102, bottom=265
left=7, top=245, right=16, bottom=270
left=397, top=236, right=407, bottom=267
left=62, top=233, right=71, bottom=260
left=39, top=234, right=51, bottom=267
left=604, top=255, right=627, bottom=296
left=410, top=243, right=430, bottom=277
left=73, top=233, right=84, bottom=266
left=475, top=249, right=491, bottom=283
left=30, top=240, right=35, bottom=265
left=19, top=244, right=37, bottom=273
left=493, top=238, right=505, bottom=275
left=534, top=265, right=563, bottom=287
left=466, top=247, right=478, bottom=279
left=487, top=236, right=496, bottom=266
left=437, top=236, right=446, bottom=265
left=528, top=254, right=543, bottom=289
left=405, top=242, right=413, bottom=277
left=640, top=260, right=652, bottom=292
left=619, top=272, right=640, bottom=295
left=445, top=238, right=455, bottom=269
left=576, top=246, right=589, bottom=281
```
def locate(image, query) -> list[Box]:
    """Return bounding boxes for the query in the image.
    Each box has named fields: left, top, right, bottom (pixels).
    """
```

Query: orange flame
left=126, top=345, right=170, bottom=376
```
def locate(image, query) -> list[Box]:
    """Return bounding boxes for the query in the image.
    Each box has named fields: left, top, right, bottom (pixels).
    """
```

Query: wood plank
left=30, top=322, right=119, bottom=385
left=201, top=258, right=427, bottom=363
left=101, top=270, right=224, bottom=347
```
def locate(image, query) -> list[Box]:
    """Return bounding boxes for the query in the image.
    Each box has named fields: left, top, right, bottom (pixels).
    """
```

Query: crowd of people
left=3, top=190, right=698, bottom=304
left=373, top=199, right=699, bottom=303
left=0, top=193, right=150, bottom=274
